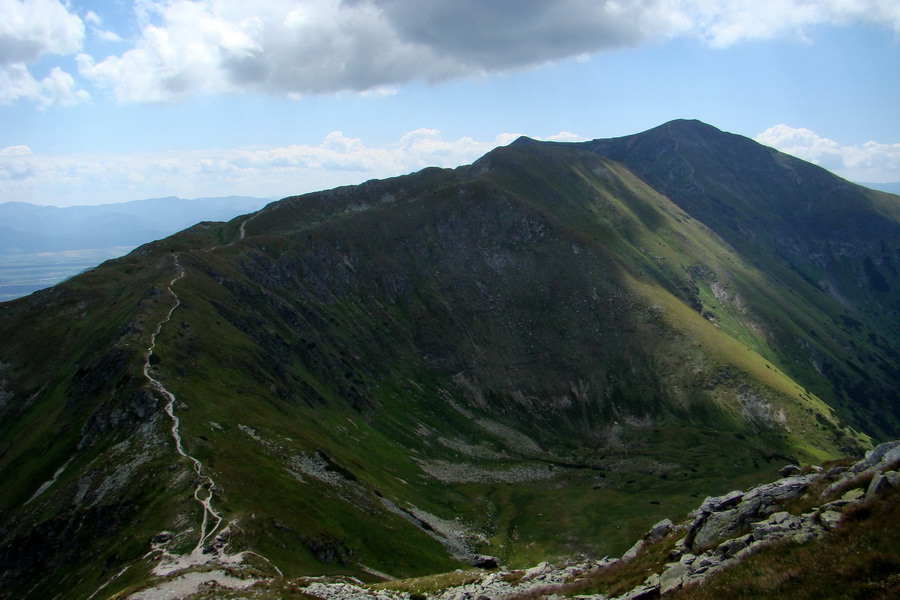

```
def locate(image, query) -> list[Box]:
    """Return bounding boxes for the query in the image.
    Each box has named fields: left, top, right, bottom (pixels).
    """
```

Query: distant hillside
left=0, top=195, right=270, bottom=300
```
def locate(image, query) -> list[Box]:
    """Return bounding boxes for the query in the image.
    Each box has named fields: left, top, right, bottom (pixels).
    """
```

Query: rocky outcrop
left=685, top=472, right=817, bottom=550
left=295, top=440, right=900, bottom=600
left=604, top=439, right=900, bottom=599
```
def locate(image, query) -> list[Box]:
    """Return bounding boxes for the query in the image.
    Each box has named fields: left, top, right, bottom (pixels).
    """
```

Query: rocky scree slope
left=0, top=121, right=897, bottom=599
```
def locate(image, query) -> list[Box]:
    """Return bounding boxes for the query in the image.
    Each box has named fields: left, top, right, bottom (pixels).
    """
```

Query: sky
left=1, top=0, right=899, bottom=207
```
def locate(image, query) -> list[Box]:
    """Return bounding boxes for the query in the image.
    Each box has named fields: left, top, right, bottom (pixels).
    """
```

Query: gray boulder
left=616, top=573, right=660, bottom=600
left=659, top=561, right=691, bottom=595
left=822, top=487, right=865, bottom=511
left=471, top=554, right=500, bottom=569
left=824, top=466, right=848, bottom=478
left=621, top=539, right=646, bottom=563
left=645, top=518, right=675, bottom=543
left=692, top=508, right=743, bottom=549
left=750, top=511, right=803, bottom=541
left=522, top=561, right=553, bottom=581
left=699, top=490, right=743, bottom=513
left=688, top=476, right=813, bottom=550
left=884, top=471, right=900, bottom=489
left=779, top=464, right=803, bottom=477
left=692, top=552, right=722, bottom=572
left=716, top=535, right=751, bottom=559
left=851, top=441, right=900, bottom=473
left=819, top=510, right=842, bottom=531
left=866, top=471, right=890, bottom=500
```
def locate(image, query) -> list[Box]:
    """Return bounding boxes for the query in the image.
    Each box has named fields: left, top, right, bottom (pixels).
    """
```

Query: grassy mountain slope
left=0, top=122, right=892, bottom=599
left=581, top=119, right=900, bottom=440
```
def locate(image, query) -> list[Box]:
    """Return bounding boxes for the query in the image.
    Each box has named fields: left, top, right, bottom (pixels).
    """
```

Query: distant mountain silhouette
left=0, top=196, right=271, bottom=300
left=860, top=181, right=900, bottom=195
left=0, top=196, right=271, bottom=253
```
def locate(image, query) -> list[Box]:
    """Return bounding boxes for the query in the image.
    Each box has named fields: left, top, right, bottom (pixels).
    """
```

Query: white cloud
left=0, top=144, right=32, bottom=156
left=37, top=67, right=90, bottom=106
left=0, top=0, right=84, bottom=64
left=93, top=29, right=125, bottom=43
left=0, top=63, right=39, bottom=103
left=0, top=0, right=87, bottom=106
left=84, top=10, right=102, bottom=27
left=76, top=0, right=900, bottom=103
left=0, top=62, right=88, bottom=107
left=756, top=124, right=900, bottom=182
left=0, top=128, right=580, bottom=205
left=545, top=131, right=587, bottom=142
left=0, top=0, right=898, bottom=106
left=85, top=10, right=124, bottom=42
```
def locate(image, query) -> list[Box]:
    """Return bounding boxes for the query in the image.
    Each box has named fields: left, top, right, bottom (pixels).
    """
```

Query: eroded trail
left=95, top=232, right=279, bottom=599
left=114, top=252, right=282, bottom=600
left=143, top=257, right=223, bottom=554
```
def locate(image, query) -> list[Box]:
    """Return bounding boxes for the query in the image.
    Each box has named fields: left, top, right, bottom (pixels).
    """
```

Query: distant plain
left=0, top=195, right=270, bottom=301
left=0, top=247, right=133, bottom=302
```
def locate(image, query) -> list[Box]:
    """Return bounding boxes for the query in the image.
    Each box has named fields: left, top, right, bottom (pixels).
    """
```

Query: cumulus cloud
left=682, top=0, right=900, bottom=46
left=0, top=128, right=577, bottom=205
left=85, top=10, right=124, bottom=42
left=756, top=124, right=900, bottom=182
left=76, top=0, right=900, bottom=103
left=0, top=63, right=88, bottom=107
left=0, top=144, right=32, bottom=156
left=0, top=0, right=84, bottom=64
left=0, top=0, right=87, bottom=105
left=544, top=131, right=586, bottom=142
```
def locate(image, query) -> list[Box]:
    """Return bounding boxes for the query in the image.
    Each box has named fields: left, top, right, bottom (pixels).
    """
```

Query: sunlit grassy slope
left=583, top=119, right=900, bottom=440
left=0, top=121, right=896, bottom=599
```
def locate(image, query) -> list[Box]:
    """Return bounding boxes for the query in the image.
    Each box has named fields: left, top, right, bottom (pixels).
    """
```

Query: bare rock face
left=851, top=441, right=900, bottom=474
left=687, top=475, right=816, bottom=550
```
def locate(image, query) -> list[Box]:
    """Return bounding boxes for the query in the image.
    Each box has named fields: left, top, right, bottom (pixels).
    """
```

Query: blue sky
left=1, top=0, right=899, bottom=206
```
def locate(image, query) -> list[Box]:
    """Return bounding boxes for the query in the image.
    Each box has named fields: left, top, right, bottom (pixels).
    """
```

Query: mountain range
left=0, top=196, right=271, bottom=301
left=0, top=120, right=897, bottom=599
left=862, top=181, right=900, bottom=195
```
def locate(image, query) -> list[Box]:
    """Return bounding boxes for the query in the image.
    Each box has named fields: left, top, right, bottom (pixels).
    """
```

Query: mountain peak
left=508, top=135, right=540, bottom=147
left=660, top=117, right=720, bottom=132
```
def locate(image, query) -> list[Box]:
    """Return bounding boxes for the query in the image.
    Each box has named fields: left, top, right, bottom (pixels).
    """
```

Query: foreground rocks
left=267, top=440, right=900, bottom=600
left=602, top=439, right=900, bottom=600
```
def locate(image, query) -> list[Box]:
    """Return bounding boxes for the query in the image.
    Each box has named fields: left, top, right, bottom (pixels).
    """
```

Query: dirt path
left=143, top=258, right=224, bottom=553
left=91, top=251, right=282, bottom=599
left=238, top=209, right=262, bottom=241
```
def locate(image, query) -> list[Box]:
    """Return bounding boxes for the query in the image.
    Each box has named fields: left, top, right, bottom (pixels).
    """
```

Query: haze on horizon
left=1, top=0, right=899, bottom=207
